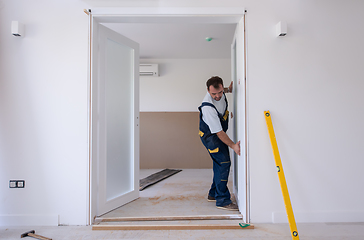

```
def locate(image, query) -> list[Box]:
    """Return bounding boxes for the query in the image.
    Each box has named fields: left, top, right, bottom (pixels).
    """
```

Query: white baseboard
left=0, top=214, right=59, bottom=226
left=272, top=211, right=364, bottom=223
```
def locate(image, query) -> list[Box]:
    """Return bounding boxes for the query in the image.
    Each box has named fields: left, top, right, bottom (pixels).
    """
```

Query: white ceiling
left=102, top=23, right=237, bottom=59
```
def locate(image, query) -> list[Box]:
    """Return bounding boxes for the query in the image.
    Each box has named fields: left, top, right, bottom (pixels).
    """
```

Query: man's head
left=207, top=76, right=224, bottom=101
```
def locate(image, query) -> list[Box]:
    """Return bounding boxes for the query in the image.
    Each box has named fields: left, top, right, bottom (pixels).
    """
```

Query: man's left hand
left=228, top=81, right=233, bottom=93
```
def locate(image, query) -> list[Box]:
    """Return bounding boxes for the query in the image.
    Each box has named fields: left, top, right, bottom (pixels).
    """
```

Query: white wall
left=246, top=0, right=364, bottom=223
left=140, top=59, right=231, bottom=112
left=0, top=0, right=89, bottom=225
left=1, top=0, right=364, bottom=226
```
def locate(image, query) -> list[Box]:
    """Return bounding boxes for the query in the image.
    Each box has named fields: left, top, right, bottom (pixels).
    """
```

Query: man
left=198, top=76, right=241, bottom=211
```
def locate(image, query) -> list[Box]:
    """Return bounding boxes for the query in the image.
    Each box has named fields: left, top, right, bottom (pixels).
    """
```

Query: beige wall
left=140, top=112, right=212, bottom=169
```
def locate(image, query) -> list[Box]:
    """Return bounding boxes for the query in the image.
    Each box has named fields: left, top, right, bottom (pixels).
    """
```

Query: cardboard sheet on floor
left=139, top=169, right=182, bottom=191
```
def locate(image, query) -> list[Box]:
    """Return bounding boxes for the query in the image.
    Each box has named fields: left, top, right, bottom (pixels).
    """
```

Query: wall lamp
left=12, top=21, right=24, bottom=37
left=276, top=21, right=287, bottom=37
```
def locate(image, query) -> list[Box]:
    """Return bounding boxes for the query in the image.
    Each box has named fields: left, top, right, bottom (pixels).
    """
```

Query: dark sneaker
left=217, top=203, right=239, bottom=211
left=207, top=195, right=216, bottom=202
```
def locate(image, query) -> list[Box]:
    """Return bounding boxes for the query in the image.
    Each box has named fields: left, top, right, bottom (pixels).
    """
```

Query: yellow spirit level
left=264, top=111, right=299, bottom=239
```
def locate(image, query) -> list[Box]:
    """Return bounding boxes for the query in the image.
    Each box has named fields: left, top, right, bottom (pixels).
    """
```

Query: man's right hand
left=232, top=141, right=241, bottom=156
left=216, top=131, right=241, bottom=156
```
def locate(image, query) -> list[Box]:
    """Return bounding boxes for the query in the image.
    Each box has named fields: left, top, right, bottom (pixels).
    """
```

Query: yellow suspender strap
left=264, top=111, right=299, bottom=239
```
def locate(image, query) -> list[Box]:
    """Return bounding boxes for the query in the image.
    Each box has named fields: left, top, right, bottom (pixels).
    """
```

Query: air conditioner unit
left=139, top=64, right=159, bottom=77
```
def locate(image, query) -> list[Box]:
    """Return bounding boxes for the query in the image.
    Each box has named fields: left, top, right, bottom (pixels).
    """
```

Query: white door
left=91, top=21, right=140, bottom=218
left=231, top=15, right=249, bottom=223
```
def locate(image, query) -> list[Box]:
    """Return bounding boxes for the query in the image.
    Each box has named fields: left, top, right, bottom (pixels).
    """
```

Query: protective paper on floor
left=139, top=169, right=182, bottom=191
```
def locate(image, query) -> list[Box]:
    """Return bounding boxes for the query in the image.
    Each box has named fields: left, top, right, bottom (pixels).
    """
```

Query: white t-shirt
left=201, top=92, right=226, bottom=134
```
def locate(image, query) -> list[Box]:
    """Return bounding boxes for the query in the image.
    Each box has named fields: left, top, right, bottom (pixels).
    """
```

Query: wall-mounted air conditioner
left=140, top=64, right=159, bottom=77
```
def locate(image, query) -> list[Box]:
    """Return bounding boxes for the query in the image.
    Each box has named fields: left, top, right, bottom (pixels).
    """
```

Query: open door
left=231, top=15, right=249, bottom=223
left=90, top=20, right=140, bottom=219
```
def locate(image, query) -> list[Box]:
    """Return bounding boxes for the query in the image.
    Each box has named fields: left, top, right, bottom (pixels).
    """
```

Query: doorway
left=88, top=12, right=248, bottom=225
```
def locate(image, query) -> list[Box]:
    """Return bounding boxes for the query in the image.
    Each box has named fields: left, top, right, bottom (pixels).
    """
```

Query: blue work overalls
left=198, top=95, right=231, bottom=207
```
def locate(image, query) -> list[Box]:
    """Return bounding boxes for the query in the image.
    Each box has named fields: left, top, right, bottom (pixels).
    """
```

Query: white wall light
left=276, top=21, right=287, bottom=37
left=11, top=21, right=24, bottom=37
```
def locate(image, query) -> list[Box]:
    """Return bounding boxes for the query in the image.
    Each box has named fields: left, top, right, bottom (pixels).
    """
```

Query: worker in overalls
left=198, top=76, right=241, bottom=211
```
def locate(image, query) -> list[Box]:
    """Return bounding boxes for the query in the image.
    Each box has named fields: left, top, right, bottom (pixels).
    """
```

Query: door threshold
left=95, top=214, right=243, bottom=223
left=92, top=223, right=254, bottom=230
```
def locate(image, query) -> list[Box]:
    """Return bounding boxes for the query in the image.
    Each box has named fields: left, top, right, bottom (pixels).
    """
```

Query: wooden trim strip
left=87, top=8, right=92, bottom=226
left=93, top=224, right=254, bottom=231
left=97, top=214, right=243, bottom=222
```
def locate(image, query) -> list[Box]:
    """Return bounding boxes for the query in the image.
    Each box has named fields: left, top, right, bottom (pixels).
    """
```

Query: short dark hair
left=206, top=76, right=224, bottom=90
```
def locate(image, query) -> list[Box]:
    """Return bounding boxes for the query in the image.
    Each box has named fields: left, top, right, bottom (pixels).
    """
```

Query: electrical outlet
left=17, top=180, right=25, bottom=188
left=9, top=180, right=17, bottom=188
left=9, top=180, right=25, bottom=188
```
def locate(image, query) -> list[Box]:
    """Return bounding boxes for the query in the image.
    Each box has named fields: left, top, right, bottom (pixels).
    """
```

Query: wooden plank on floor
left=139, top=169, right=182, bottom=191
left=97, top=214, right=243, bottom=222
left=92, top=224, right=254, bottom=230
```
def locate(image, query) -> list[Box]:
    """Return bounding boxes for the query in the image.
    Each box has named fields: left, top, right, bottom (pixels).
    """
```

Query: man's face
left=208, top=84, right=224, bottom=101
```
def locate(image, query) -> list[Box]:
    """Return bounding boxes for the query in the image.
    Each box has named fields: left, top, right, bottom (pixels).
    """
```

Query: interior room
left=102, top=22, right=237, bottom=169
left=1, top=0, right=364, bottom=239
left=93, top=20, right=241, bottom=221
